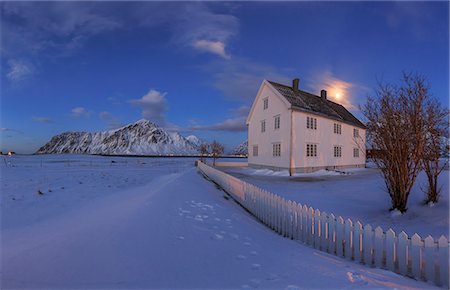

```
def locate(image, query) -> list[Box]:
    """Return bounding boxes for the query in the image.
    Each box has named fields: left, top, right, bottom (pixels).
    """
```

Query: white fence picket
left=328, top=214, right=336, bottom=255
left=424, top=236, right=435, bottom=282
left=374, top=226, right=384, bottom=268
left=397, top=231, right=408, bottom=275
left=386, top=229, right=396, bottom=272
left=320, top=211, right=328, bottom=252
left=437, top=235, right=449, bottom=287
left=411, top=234, right=422, bottom=279
left=314, top=210, right=321, bottom=249
left=302, top=205, right=308, bottom=243
left=197, top=161, right=446, bottom=286
left=363, top=224, right=373, bottom=266
left=345, top=219, right=353, bottom=260
left=354, top=221, right=363, bottom=263
left=336, top=216, right=345, bottom=257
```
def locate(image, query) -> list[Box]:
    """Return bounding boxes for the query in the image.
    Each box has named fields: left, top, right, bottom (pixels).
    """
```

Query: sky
left=1, top=1, right=448, bottom=154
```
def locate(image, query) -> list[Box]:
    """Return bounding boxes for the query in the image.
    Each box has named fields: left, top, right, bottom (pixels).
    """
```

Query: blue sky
left=1, top=1, right=448, bottom=154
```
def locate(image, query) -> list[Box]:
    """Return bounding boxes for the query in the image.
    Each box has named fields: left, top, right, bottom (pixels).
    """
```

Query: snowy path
left=2, top=166, right=439, bottom=289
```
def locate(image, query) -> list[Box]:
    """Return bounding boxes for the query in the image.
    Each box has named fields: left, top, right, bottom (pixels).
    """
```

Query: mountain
left=185, top=135, right=204, bottom=148
left=231, top=140, right=248, bottom=156
left=36, top=119, right=200, bottom=155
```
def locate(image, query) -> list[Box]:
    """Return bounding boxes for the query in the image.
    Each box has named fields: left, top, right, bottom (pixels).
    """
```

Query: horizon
left=1, top=1, right=449, bottom=154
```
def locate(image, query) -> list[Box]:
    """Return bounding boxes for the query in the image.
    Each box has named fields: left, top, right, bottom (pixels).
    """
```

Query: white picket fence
left=198, top=161, right=449, bottom=287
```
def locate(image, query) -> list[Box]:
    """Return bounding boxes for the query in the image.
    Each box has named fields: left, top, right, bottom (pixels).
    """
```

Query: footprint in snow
left=177, top=236, right=185, bottom=240
left=285, top=285, right=301, bottom=290
left=243, top=242, right=251, bottom=247
left=251, top=263, right=261, bottom=270
left=194, top=215, right=203, bottom=222
left=214, top=217, right=221, bottom=222
left=346, top=272, right=368, bottom=285
left=250, top=250, right=258, bottom=256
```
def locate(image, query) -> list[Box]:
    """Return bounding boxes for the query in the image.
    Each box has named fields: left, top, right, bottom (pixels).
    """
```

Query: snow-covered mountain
left=36, top=119, right=200, bottom=155
left=231, top=140, right=248, bottom=156
left=185, top=135, right=205, bottom=148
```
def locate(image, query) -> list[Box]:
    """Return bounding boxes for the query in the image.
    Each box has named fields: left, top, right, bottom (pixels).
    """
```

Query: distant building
left=247, top=79, right=366, bottom=174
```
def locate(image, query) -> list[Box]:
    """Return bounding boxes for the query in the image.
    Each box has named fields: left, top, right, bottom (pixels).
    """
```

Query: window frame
left=306, top=143, right=318, bottom=157
left=334, top=123, right=342, bottom=134
left=253, top=145, right=259, bottom=157
left=261, top=120, right=266, bottom=133
left=263, top=97, right=268, bottom=110
left=274, top=115, right=280, bottom=130
left=272, top=143, right=281, bottom=157
left=334, top=145, right=342, bottom=158
left=353, top=147, right=359, bottom=158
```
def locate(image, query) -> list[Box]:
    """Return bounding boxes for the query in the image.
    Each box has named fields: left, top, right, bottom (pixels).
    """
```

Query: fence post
left=437, top=235, right=449, bottom=287
left=411, top=233, right=422, bottom=280
left=424, top=235, right=435, bottom=283
left=386, top=229, right=396, bottom=272
left=314, top=210, right=321, bottom=249
left=328, top=213, right=336, bottom=254
left=354, top=221, right=363, bottom=263
left=363, top=224, right=373, bottom=266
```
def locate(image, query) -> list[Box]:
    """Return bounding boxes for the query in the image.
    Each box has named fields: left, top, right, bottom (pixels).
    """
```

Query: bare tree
left=362, top=73, right=428, bottom=213
left=422, top=99, right=449, bottom=204
left=210, top=140, right=224, bottom=166
left=198, top=143, right=209, bottom=163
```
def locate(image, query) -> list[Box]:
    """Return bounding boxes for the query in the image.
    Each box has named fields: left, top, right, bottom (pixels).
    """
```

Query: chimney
left=320, top=89, right=327, bottom=100
left=292, top=78, right=299, bottom=92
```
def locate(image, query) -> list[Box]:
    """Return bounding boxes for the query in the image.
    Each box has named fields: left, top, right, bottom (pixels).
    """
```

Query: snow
left=222, top=164, right=449, bottom=238
left=1, top=155, right=440, bottom=289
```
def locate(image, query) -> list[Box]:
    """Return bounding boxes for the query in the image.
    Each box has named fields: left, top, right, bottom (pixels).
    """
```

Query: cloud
left=99, top=111, right=122, bottom=129
left=306, top=69, right=358, bottom=110
left=6, top=59, right=33, bottom=82
left=71, top=107, right=91, bottom=118
left=190, top=105, right=249, bottom=132
left=32, top=117, right=53, bottom=123
left=128, top=89, right=168, bottom=126
left=0, top=127, right=22, bottom=133
left=193, top=40, right=230, bottom=59
left=208, top=57, right=291, bottom=101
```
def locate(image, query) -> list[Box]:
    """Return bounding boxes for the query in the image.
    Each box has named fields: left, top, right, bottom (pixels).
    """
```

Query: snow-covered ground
left=1, top=155, right=441, bottom=289
left=221, top=163, right=449, bottom=239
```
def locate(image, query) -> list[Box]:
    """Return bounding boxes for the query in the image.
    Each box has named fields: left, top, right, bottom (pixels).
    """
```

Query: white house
left=247, top=79, right=366, bottom=174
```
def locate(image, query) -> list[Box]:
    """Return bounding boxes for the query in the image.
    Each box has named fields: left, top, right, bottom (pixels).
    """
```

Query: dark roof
left=268, top=80, right=366, bottom=129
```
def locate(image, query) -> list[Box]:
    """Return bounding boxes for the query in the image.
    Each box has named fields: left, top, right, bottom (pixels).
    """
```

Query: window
left=353, top=129, right=359, bottom=138
left=273, top=143, right=281, bottom=157
left=253, top=145, right=259, bottom=157
left=334, top=123, right=342, bottom=134
left=263, top=98, right=268, bottom=110
left=274, top=115, right=280, bottom=130
left=261, top=120, right=266, bottom=133
left=306, top=144, right=317, bottom=157
left=306, top=116, right=317, bottom=130
left=353, top=148, right=359, bottom=158
left=334, top=146, right=342, bottom=158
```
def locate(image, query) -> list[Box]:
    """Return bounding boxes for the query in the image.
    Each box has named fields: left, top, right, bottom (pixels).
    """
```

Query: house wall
left=291, top=110, right=366, bottom=172
left=248, top=83, right=291, bottom=169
